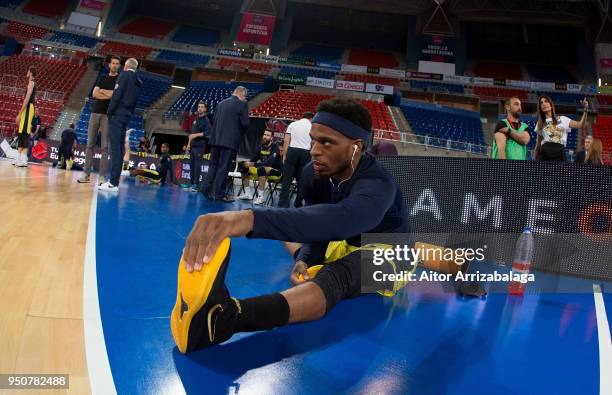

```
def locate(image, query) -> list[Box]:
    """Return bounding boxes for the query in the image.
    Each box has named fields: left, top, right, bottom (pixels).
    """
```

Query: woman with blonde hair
left=535, top=95, right=588, bottom=162
left=585, top=138, right=603, bottom=166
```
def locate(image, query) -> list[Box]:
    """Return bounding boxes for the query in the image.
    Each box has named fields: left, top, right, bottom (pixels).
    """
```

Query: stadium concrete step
left=64, top=64, right=99, bottom=111
left=144, top=87, right=186, bottom=136
left=389, top=106, right=412, bottom=134
left=248, top=92, right=273, bottom=111
left=51, top=109, right=80, bottom=140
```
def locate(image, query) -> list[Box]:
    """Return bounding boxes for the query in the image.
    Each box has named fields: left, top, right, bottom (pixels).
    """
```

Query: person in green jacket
left=492, top=97, right=531, bottom=160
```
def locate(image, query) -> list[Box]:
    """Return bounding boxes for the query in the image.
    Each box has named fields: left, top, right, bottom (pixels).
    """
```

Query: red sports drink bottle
left=508, top=227, right=534, bottom=296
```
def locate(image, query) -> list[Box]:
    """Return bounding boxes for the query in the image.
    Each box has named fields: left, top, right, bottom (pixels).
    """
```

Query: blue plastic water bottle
left=508, top=227, right=534, bottom=296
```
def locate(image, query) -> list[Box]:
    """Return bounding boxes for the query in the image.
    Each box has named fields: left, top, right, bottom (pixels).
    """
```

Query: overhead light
left=599, top=78, right=602, bottom=87
left=171, top=85, right=186, bottom=89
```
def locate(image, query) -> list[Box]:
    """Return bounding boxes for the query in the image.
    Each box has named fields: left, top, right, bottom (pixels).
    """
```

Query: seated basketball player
left=236, top=129, right=282, bottom=205
left=172, top=98, right=412, bottom=353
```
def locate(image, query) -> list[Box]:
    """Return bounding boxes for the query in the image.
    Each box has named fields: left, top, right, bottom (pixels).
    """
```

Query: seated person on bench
left=237, top=129, right=282, bottom=205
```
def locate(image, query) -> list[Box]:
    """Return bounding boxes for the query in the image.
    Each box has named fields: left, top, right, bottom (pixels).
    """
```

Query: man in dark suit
left=99, top=58, right=142, bottom=192
left=202, top=86, right=250, bottom=201
left=575, top=135, right=592, bottom=164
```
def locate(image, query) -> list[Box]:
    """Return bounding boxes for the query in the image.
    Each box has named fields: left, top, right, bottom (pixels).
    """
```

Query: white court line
left=83, top=190, right=117, bottom=395
left=593, top=284, right=612, bottom=395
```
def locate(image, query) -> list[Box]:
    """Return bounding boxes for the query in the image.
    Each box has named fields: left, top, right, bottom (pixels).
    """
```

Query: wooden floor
left=0, top=161, right=92, bottom=394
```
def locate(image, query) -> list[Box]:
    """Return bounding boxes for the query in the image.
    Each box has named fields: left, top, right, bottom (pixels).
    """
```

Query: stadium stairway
left=145, top=87, right=188, bottom=136
left=51, top=109, right=80, bottom=140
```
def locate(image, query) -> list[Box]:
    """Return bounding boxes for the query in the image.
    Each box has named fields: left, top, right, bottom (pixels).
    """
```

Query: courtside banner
left=235, top=13, right=276, bottom=46
left=335, top=80, right=365, bottom=92
left=380, top=68, right=405, bottom=78
left=29, top=139, right=197, bottom=184
left=306, top=76, right=335, bottom=89
left=377, top=156, right=612, bottom=282
left=365, top=83, right=393, bottom=95
left=341, top=64, right=367, bottom=74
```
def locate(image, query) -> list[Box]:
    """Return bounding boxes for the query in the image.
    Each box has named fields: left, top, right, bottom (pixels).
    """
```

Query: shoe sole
left=171, top=237, right=231, bottom=353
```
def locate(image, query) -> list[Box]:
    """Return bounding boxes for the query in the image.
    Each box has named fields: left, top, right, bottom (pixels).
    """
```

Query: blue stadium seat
left=410, top=80, right=464, bottom=94
left=526, top=64, right=577, bottom=84
left=535, top=91, right=582, bottom=106
left=0, top=0, right=22, bottom=9
left=49, top=31, right=98, bottom=48
left=156, top=50, right=209, bottom=67
left=279, top=66, right=336, bottom=79
left=401, top=101, right=484, bottom=146
left=172, top=25, right=220, bottom=47
left=166, top=81, right=262, bottom=119
left=290, top=43, right=343, bottom=62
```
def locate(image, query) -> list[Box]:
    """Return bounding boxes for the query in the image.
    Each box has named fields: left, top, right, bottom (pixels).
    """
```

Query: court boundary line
left=593, top=284, right=611, bottom=395
left=83, top=190, right=117, bottom=395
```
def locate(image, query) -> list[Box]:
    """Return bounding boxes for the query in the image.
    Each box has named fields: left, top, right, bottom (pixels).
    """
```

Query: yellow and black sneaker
left=171, top=237, right=239, bottom=353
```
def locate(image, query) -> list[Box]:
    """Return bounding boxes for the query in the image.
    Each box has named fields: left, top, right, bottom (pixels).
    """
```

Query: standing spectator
left=585, top=138, right=604, bottom=166
left=99, top=58, right=142, bottom=192
left=58, top=123, right=77, bottom=169
left=187, top=101, right=211, bottom=192
left=78, top=55, right=120, bottom=184
left=159, top=143, right=174, bottom=185
left=278, top=112, right=313, bottom=208
left=28, top=109, right=42, bottom=161
left=14, top=66, right=36, bottom=167
left=535, top=95, right=588, bottom=162
left=575, top=135, right=592, bottom=164
left=202, top=86, right=249, bottom=202
left=369, top=141, right=398, bottom=156
left=492, top=97, right=530, bottom=160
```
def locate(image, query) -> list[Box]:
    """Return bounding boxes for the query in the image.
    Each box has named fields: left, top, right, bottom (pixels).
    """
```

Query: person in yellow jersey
left=14, top=66, right=37, bottom=167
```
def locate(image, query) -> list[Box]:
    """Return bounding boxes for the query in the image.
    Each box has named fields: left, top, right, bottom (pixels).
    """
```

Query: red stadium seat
left=119, top=17, right=176, bottom=40
left=217, top=58, right=275, bottom=73
left=22, top=0, right=70, bottom=18
left=348, top=49, right=399, bottom=69
left=97, top=41, right=153, bottom=59
left=592, top=115, right=612, bottom=165
left=474, top=86, right=528, bottom=101
left=473, top=62, right=523, bottom=80
left=2, top=21, right=49, bottom=43
left=250, top=91, right=397, bottom=137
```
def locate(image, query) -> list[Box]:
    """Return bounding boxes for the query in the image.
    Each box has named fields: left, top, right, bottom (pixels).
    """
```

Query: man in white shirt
left=278, top=112, right=313, bottom=208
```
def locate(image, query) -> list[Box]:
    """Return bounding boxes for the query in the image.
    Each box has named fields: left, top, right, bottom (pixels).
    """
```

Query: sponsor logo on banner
left=365, top=83, right=393, bottom=95
left=277, top=73, right=306, bottom=85
left=533, top=81, right=556, bottom=91
left=303, top=58, right=316, bottom=67
left=306, top=76, right=335, bottom=89
left=253, top=53, right=279, bottom=63
left=566, top=84, right=583, bottom=92
left=507, top=80, right=532, bottom=89
left=367, top=66, right=380, bottom=74
left=406, top=71, right=443, bottom=80
left=316, top=61, right=341, bottom=70
left=235, top=12, right=276, bottom=46
left=555, top=83, right=567, bottom=91
left=600, top=58, right=612, bottom=68
left=278, top=56, right=304, bottom=65
left=493, top=79, right=506, bottom=86
left=443, top=74, right=471, bottom=84
left=379, top=68, right=405, bottom=78
left=341, top=64, right=368, bottom=74
left=335, top=80, right=365, bottom=91
left=218, top=48, right=244, bottom=58
left=470, top=77, right=494, bottom=86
